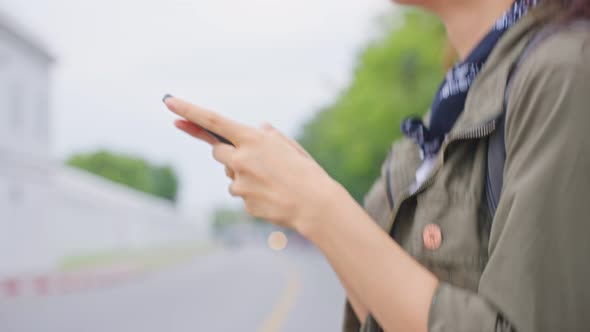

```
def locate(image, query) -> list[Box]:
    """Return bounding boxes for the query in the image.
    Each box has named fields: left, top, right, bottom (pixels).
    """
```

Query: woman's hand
left=165, top=96, right=439, bottom=332
left=164, top=96, right=349, bottom=233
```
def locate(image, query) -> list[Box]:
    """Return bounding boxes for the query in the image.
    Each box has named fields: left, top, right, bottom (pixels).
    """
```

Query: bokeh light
left=267, top=231, right=288, bottom=251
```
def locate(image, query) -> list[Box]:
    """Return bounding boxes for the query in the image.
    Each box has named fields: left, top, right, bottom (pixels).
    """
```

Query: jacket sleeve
left=342, top=300, right=362, bottom=332
left=428, top=55, right=590, bottom=330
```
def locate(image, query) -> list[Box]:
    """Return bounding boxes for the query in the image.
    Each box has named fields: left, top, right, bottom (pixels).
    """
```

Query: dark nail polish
left=162, top=94, right=173, bottom=103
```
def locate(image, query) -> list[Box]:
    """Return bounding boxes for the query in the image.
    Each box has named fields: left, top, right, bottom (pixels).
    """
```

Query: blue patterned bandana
left=402, top=0, right=539, bottom=159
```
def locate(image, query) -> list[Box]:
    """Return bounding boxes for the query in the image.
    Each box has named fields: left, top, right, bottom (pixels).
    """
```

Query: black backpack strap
left=486, top=111, right=506, bottom=219
left=485, top=26, right=557, bottom=219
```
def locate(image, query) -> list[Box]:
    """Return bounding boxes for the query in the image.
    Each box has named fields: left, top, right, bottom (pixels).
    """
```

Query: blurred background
left=0, top=0, right=447, bottom=331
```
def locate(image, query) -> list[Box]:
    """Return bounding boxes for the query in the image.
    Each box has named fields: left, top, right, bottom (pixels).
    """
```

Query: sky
left=1, top=0, right=394, bottom=224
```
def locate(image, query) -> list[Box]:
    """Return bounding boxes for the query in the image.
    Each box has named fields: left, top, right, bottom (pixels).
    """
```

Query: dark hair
left=553, top=0, right=590, bottom=21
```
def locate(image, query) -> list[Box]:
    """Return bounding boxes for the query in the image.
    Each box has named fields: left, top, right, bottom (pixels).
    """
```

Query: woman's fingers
left=261, top=123, right=312, bottom=158
left=225, top=166, right=235, bottom=180
left=174, top=120, right=219, bottom=145
left=164, top=96, right=254, bottom=145
left=212, top=143, right=238, bottom=167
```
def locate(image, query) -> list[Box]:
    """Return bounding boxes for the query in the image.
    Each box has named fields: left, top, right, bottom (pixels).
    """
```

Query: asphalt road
left=0, top=246, right=346, bottom=332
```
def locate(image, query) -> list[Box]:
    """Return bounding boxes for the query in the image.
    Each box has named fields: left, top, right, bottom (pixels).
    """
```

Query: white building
left=0, top=13, right=205, bottom=277
left=0, top=11, right=51, bottom=156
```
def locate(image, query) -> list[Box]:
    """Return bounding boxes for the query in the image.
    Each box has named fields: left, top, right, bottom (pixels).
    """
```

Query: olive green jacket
left=343, top=5, right=590, bottom=332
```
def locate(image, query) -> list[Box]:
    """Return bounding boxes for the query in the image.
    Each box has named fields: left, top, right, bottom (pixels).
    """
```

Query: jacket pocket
left=409, top=187, right=490, bottom=290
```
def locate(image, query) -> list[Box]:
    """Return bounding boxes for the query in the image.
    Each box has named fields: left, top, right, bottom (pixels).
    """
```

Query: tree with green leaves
left=67, top=150, right=179, bottom=202
left=298, top=10, right=446, bottom=202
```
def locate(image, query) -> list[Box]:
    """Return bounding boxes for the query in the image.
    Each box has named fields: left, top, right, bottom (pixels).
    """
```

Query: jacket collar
left=448, top=3, right=559, bottom=135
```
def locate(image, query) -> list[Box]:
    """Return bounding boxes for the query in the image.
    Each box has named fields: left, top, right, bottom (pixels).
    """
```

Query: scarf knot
left=402, top=0, right=538, bottom=159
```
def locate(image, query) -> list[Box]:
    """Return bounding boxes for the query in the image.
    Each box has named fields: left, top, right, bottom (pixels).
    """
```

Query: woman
left=163, top=0, right=590, bottom=330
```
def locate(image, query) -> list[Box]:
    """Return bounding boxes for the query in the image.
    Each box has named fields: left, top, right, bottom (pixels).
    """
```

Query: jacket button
left=423, top=224, right=443, bottom=250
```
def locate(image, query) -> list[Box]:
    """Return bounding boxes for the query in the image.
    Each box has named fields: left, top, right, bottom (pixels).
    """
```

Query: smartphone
left=203, top=128, right=234, bottom=146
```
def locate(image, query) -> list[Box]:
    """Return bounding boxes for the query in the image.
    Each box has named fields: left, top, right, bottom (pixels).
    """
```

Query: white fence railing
left=0, top=149, right=207, bottom=277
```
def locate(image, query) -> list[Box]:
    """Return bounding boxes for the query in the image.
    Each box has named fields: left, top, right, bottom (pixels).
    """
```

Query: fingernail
left=162, top=94, right=174, bottom=104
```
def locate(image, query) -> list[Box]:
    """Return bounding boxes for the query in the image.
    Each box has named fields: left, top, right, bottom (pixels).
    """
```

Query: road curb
left=0, top=264, right=144, bottom=298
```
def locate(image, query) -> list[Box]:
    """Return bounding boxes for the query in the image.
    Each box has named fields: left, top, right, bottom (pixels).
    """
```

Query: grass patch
left=60, top=242, right=218, bottom=272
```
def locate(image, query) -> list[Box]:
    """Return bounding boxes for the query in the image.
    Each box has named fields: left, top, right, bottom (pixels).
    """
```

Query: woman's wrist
left=294, top=179, right=357, bottom=242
